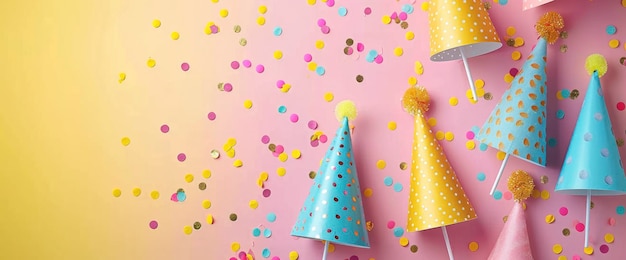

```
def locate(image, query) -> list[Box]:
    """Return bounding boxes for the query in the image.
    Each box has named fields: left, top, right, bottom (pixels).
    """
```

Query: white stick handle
left=585, top=191, right=591, bottom=248
left=490, top=153, right=510, bottom=196
left=322, top=241, right=329, bottom=260
left=442, top=226, right=455, bottom=260
left=460, top=48, right=478, bottom=102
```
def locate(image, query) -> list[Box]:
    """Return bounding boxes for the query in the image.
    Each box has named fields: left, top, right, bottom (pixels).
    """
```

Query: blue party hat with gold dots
left=291, top=101, right=370, bottom=248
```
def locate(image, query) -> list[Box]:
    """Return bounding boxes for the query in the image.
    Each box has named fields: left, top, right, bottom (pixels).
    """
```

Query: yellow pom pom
left=536, top=11, right=564, bottom=44
left=401, top=86, right=430, bottom=116
left=335, top=100, right=357, bottom=122
left=507, top=170, right=535, bottom=202
left=585, top=54, right=607, bottom=78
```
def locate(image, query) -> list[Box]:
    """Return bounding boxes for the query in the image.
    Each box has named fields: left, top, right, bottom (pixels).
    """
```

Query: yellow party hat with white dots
left=402, top=86, right=477, bottom=232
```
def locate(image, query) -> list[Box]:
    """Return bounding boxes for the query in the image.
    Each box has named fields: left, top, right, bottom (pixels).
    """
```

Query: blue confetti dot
left=402, top=4, right=414, bottom=14
left=479, top=143, right=488, bottom=151
left=548, top=138, right=557, bottom=147
left=617, top=205, right=625, bottom=215
left=262, top=248, right=271, bottom=258
left=368, top=49, right=378, bottom=57
left=338, top=7, right=348, bottom=16
left=477, top=172, right=486, bottom=182
left=267, top=212, right=276, bottom=222
left=383, top=176, right=393, bottom=186
left=556, top=109, right=565, bottom=119
left=493, top=190, right=503, bottom=200
left=278, top=105, right=287, bottom=113
left=560, top=89, right=570, bottom=97
left=263, top=228, right=272, bottom=238
left=393, top=183, right=403, bottom=192
left=176, top=191, right=186, bottom=202
left=315, top=66, right=326, bottom=76
left=273, top=26, right=283, bottom=36
left=606, top=25, right=617, bottom=35
left=252, top=227, right=261, bottom=237
left=393, top=227, right=404, bottom=237
left=499, top=0, right=508, bottom=5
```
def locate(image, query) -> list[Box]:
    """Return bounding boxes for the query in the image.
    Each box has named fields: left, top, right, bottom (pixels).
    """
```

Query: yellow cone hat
left=403, top=86, right=477, bottom=232
left=428, top=0, right=502, bottom=61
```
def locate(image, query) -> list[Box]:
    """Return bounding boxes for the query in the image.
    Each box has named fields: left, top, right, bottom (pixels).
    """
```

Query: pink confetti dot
left=261, top=135, right=270, bottom=144
left=510, top=68, right=519, bottom=77
left=559, top=207, right=568, bottom=216
left=256, top=64, right=265, bottom=73
left=503, top=191, right=513, bottom=200
left=275, top=145, right=285, bottom=154
left=345, top=47, right=354, bottom=55
left=276, top=80, right=285, bottom=88
left=263, top=189, right=271, bottom=197
left=319, top=134, right=328, bottom=143
left=304, top=53, right=313, bottom=62
left=231, top=61, right=240, bottom=69
left=238, top=251, right=247, bottom=259
left=390, top=12, right=398, bottom=20
left=224, top=83, right=233, bottom=92
left=181, top=62, right=190, bottom=71
left=326, top=0, right=335, bottom=7
left=466, top=131, right=475, bottom=140
left=272, top=257, right=280, bottom=260
left=149, top=220, right=158, bottom=229
left=617, top=102, right=625, bottom=111
left=349, top=256, right=358, bottom=260
left=208, top=112, right=217, bottom=120
left=272, top=151, right=280, bottom=157
left=229, top=258, right=237, bottom=260
left=210, top=25, right=219, bottom=34
left=374, top=55, right=384, bottom=64
left=356, top=42, right=365, bottom=52
left=399, top=12, right=408, bottom=21
left=364, top=7, right=372, bottom=15
left=177, top=153, right=186, bottom=162
left=600, top=244, right=609, bottom=253
left=387, top=221, right=395, bottom=229
left=242, top=60, right=252, bottom=68
left=321, top=26, right=330, bottom=34
left=310, top=139, right=319, bottom=147
left=160, top=124, right=170, bottom=133
left=575, top=223, right=585, bottom=232
left=572, top=256, right=581, bottom=260
left=317, top=18, right=326, bottom=27
left=290, top=114, right=299, bottom=123
left=609, top=217, right=616, bottom=226
left=170, top=193, right=178, bottom=202
left=308, top=120, right=318, bottom=130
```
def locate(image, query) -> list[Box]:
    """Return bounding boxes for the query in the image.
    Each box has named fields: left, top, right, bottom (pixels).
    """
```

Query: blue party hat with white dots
left=291, top=115, right=370, bottom=248
left=555, top=67, right=626, bottom=195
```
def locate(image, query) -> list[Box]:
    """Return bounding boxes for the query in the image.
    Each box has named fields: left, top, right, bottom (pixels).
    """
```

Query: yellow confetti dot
left=584, top=246, right=594, bottom=255
left=421, top=2, right=429, bottom=11
left=233, top=159, right=243, bottom=167
left=132, top=187, right=141, bottom=197
left=496, top=151, right=507, bottom=160
left=511, top=51, right=522, bottom=61
left=152, top=19, right=161, bottom=28
left=531, top=189, right=541, bottom=199
left=259, top=171, right=269, bottom=181
left=121, top=137, right=131, bottom=146
left=249, top=200, right=259, bottom=209
left=622, top=0, right=626, bottom=7
left=219, top=9, right=229, bottom=18
left=307, top=62, right=318, bottom=71
left=399, top=237, right=409, bottom=247
left=202, top=169, right=212, bottom=179
left=468, top=241, right=479, bottom=252
left=427, top=118, right=437, bottom=127
left=405, top=31, right=415, bottom=40
left=315, top=40, right=325, bottom=49
left=281, top=84, right=291, bottom=93
left=381, top=15, right=392, bottom=24
left=150, top=190, right=160, bottom=200
left=556, top=91, right=564, bottom=100
left=376, top=160, right=386, bottom=170
left=363, top=188, right=373, bottom=198
left=476, top=88, right=485, bottom=98
left=466, top=89, right=475, bottom=100
left=475, top=79, right=485, bottom=89
left=147, top=58, right=156, bottom=68
left=324, top=92, right=334, bottom=102
left=449, top=97, right=459, bottom=106
left=243, top=100, right=253, bottom=109
left=273, top=50, right=283, bottom=60
left=609, top=39, right=620, bottom=48
left=506, top=26, right=516, bottom=36
left=257, top=178, right=264, bottom=187
left=306, top=0, right=316, bottom=5
left=278, top=152, right=288, bottom=162
left=414, top=61, right=424, bottom=75
left=246, top=255, right=253, bottom=260
left=291, top=149, right=302, bottom=159
left=545, top=214, right=555, bottom=224
left=206, top=214, right=214, bottom=224
left=388, top=121, right=397, bottom=131
left=504, top=73, right=514, bottom=83
left=184, top=173, right=194, bottom=183
left=231, top=242, right=240, bottom=252
left=466, top=140, right=476, bottom=150
left=435, top=131, right=445, bottom=140
left=276, top=167, right=287, bottom=177
left=118, top=73, right=126, bottom=83
left=327, top=243, right=335, bottom=252
left=257, top=16, right=266, bottom=26
left=514, top=37, right=525, bottom=47
left=112, top=188, right=122, bottom=197
left=394, top=47, right=404, bottom=56
left=605, top=233, right=615, bottom=243
left=552, top=244, right=563, bottom=254
left=183, top=225, right=193, bottom=235
left=171, top=32, right=180, bottom=40
left=541, top=190, right=550, bottom=200
left=407, top=76, right=418, bottom=86
left=202, top=200, right=212, bottom=209
left=289, top=251, right=299, bottom=260
left=211, top=0, right=219, bottom=2
left=258, top=5, right=268, bottom=14
left=557, top=256, right=567, bottom=260
left=444, top=131, right=454, bottom=141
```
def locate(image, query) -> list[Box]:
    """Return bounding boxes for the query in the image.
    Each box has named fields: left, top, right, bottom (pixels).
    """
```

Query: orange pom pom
left=402, top=86, right=430, bottom=116
left=536, top=11, right=564, bottom=44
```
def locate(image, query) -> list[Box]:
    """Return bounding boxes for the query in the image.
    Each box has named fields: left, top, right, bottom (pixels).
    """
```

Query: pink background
left=108, top=0, right=626, bottom=259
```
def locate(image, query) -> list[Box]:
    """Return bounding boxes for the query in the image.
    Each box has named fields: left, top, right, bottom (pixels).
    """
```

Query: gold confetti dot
left=468, top=241, right=479, bottom=252
left=506, top=26, right=516, bottom=36
left=399, top=237, right=409, bottom=247
left=112, top=188, right=122, bottom=197
left=584, top=246, right=594, bottom=255
left=552, top=244, right=563, bottom=254
left=545, top=214, right=555, bottom=224
left=363, top=188, right=373, bottom=198
left=376, top=160, right=386, bottom=169
left=388, top=121, right=397, bottom=130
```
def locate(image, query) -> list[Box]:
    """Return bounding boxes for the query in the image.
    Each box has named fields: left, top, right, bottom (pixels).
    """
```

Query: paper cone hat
left=477, top=37, right=548, bottom=166
left=428, top=0, right=501, bottom=61
left=291, top=116, right=370, bottom=248
left=407, top=110, right=477, bottom=231
left=523, top=0, right=555, bottom=10
left=555, top=59, right=626, bottom=195
left=488, top=203, right=533, bottom=260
